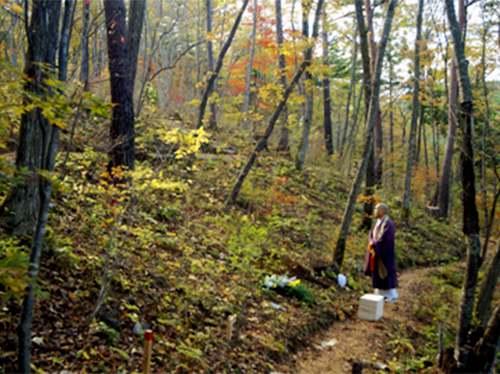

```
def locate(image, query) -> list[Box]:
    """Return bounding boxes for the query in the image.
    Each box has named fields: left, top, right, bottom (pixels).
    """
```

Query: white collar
left=376, top=215, right=388, bottom=226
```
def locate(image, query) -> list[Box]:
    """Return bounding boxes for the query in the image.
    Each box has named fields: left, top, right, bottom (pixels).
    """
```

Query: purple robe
left=364, top=217, right=398, bottom=290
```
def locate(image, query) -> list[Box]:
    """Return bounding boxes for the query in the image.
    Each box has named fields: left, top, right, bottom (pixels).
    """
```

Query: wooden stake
left=142, top=330, right=153, bottom=374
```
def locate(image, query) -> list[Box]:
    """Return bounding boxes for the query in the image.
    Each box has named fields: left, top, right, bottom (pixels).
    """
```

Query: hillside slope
left=0, top=138, right=465, bottom=373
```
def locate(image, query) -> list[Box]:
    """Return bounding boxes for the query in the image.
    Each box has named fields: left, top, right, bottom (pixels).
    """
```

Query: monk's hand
left=368, top=243, right=375, bottom=257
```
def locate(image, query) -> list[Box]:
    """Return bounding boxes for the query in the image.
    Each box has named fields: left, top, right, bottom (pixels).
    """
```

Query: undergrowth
left=0, top=117, right=466, bottom=373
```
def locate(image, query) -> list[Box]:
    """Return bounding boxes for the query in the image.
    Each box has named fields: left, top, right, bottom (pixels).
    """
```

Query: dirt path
left=293, top=267, right=436, bottom=373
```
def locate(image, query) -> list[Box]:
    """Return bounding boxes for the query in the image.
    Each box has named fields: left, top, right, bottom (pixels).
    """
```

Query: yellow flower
left=289, top=279, right=301, bottom=287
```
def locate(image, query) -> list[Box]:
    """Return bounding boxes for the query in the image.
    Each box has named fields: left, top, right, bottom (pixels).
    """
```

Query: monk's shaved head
left=376, top=203, right=389, bottom=213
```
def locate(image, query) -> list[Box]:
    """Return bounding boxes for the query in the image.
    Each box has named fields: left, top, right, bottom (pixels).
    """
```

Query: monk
left=364, top=203, right=398, bottom=302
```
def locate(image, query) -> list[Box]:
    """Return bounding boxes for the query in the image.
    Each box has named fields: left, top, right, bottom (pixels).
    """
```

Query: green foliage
left=0, top=238, right=29, bottom=301
left=95, top=321, right=121, bottom=346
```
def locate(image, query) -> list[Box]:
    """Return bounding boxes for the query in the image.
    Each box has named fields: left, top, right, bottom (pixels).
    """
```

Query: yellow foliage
left=10, top=4, right=23, bottom=13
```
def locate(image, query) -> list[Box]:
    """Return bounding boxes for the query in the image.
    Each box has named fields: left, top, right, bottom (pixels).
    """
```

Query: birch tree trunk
left=333, top=0, right=397, bottom=269
left=243, top=0, right=258, bottom=130
left=401, top=0, right=424, bottom=221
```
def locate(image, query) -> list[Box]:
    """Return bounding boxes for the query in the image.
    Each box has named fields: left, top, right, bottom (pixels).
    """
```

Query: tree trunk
left=197, top=0, right=250, bottom=129
left=436, top=0, right=465, bottom=219
left=104, top=0, right=135, bottom=171
left=321, top=6, right=333, bottom=156
left=340, top=30, right=358, bottom=158
left=361, top=0, right=382, bottom=227
left=364, top=0, right=383, bottom=187
left=80, top=0, right=90, bottom=88
left=471, top=299, right=500, bottom=373
left=127, top=0, right=146, bottom=97
left=479, top=8, right=492, bottom=263
left=477, top=243, right=500, bottom=327
left=361, top=149, right=376, bottom=231
left=295, top=0, right=314, bottom=171
left=416, top=100, right=425, bottom=164
left=195, top=0, right=202, bottom=98
left=423, top=112, right=430, bottom=202
left=476, top=157, right=500, bottom=325
left=17, top=0, right=69, bottom=370
left=333, top=0, right=397, bottom=269
left=0, top=0, right=61, bottom=237
left=276, top=0, right=290, bottom=153
left=224, top=0, right=324, bottom=209
left=444, top=0, right=481, bottom=367
left=205, top=0, right=217, bottom=129
left=243, top=0, right=257, bottom=130
left=356, top=0, right=374, bottom=232
left=342, top=82, right=363, bottom=174
left=430, top=77, right=440, bottom=180
left=401, top=0, right=423, bottom=221
left=389, top=50, right=394, bottom=154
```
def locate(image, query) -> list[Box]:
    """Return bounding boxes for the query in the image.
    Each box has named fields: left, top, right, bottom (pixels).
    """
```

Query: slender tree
left=476, top=158, right=500, bottom=326
left=434, top=0, right=465, bottom=218
left=333, top=0, right=398, bottom=269
left=127, top=0, right=146, bottom=96
left=243, top=0, right=258, bottom=130
left=340, top=28, right=358, bottom=158
left=18, top=0, right=73, bottom=370
left=104, top=0, right=135, bottom=171
left=360, top=0, right=377, bottom=231
left=205, top=0, right=217, bottom=129
left=224, top=0, right=324, bottom=208
left=276, top=0, right=290, bottom=153
left=295, top=0, right=314, bottom=170
left=402, top=0, right=424, bottom=220
left=80, top=0, right=91, bottom=88
left=321, top=5, right=333, bottom=156
left=197, top=0, right=250, bottom=129
left=365, top=0, right=383, bottom=187
left=443, top=0, right=481, bottom=366
left=358, top=0, right=375, bottom=232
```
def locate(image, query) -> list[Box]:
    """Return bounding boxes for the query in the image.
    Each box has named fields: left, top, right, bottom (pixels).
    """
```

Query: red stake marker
left=142, top=330, right=153, bottom=374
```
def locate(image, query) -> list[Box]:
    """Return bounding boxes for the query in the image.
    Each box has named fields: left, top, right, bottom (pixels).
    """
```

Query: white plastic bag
left=337, top=273, right=347, bottom=287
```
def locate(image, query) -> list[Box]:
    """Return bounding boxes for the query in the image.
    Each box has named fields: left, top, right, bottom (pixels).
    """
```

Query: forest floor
left=293, top=266, right=443, bottom=374
left=0, top=118, right=484, bottom=373
left=292, top=239, right=499, bottom=374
